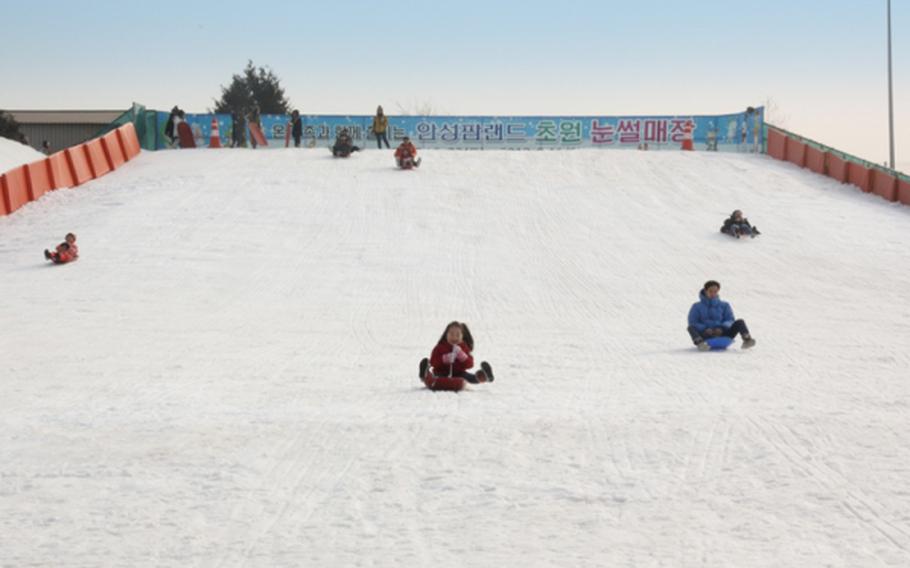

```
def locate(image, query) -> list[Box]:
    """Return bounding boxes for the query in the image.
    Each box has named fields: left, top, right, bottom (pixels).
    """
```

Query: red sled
left=422, top=369, right=465, bottom=392
left=397, top=157, right=421, bottom=170
left=248, top=122, right=268, bottom=147
left=177, top=122, right=195, bottom=148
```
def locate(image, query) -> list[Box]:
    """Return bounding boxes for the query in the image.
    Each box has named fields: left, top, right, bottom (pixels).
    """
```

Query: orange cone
left=209, top=117, right=222, bottom=148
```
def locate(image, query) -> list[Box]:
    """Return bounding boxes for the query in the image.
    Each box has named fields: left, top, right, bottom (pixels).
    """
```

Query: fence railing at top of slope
left=768, top=123, right=908, bottom=181
left=0, top=123, right=142, bottom=217
left=765, top=123, right=910, bottom=206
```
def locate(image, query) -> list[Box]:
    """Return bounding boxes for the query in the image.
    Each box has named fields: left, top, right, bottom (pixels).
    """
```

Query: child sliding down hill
left=419, top=321, right=494, bottom=384
left=395, top=137, right=421, bottom=169
left=44, top=233, right=78, bottom=264
left=687, top=280, right=756, bottom=351
left=720, top=210, right=760, bottom=238
left=332, top=128, right=361, bottom=157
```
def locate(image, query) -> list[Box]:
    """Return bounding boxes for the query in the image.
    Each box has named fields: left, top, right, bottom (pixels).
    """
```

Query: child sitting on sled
left=720, top=210, right=760, bottom=238
left=687, top=280, right=756, bottom=350
left=44, top=233, right=78, bottom=264
left=332, top=128, right=361, bottom=157
left=419, top=321, right=494, bottom=383
left=395, top=136, right=421, bottom=169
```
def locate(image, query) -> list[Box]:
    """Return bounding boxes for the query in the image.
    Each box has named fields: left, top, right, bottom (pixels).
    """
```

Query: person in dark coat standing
left=687, top=280, right=756, bottom=350
left=231, top=111, right=246, bottom=148
left=164, top=106, right=180, bottom=146
left=290, top=110, right=302, bottom=148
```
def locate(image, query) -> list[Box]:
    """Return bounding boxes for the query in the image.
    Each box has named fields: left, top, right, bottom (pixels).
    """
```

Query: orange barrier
left=805, top=146, right=825, bottom=175
left=84, top=138, right=111, bottom=178
left=898, top=180, right=910, bottom=206
left=827, top=153, right=848, bottom=183
left=65, top=144, right=94, bottom=186
left=101, top=131, right=126, bottom=169
left=767, top=129, right=786, bottom=160
left=25, top=159, right=53, bottom=201
left=1, top=166, right=31, bottom=215
left=872, top=172, right=897, bottom=202
left=0, top=171, right=10, bottom=215
left=47, top=150, right=75, bottom=189
left=1, top=123, right=143, bottom=216
left=118, top=123, right=141, bottom=160
left=847, top=162, right=873, bottom=193
left=785, top=139, right=806, bottom=168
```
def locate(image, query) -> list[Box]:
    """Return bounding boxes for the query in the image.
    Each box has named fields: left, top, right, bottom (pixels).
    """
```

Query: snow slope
left=0, top=136, right=44, bottom=173
left=2, top=148, right=910, bottom=567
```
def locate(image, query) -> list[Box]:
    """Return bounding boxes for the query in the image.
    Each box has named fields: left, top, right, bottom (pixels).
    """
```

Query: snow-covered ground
left=2, top=148, right=910, bottom=567
left=0, top=136, right=44, bottom=173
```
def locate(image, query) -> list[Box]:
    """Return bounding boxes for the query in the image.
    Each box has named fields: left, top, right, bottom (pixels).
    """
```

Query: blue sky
left=1, top=0, right=907, bottom=167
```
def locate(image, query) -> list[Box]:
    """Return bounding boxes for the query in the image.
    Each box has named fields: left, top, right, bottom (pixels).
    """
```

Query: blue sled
left=705, top=336, right=734, bottom=350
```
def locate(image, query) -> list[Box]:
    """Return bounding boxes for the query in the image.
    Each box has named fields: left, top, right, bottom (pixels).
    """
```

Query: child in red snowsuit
left=395, top=137, right=421, bottom=169
left=420, top=321, right=494, bottom=384
left=44, top=233, right=78, bottom=264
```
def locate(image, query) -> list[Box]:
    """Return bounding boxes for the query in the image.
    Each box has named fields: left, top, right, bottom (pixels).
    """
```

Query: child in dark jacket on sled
left=721, top=210, right=760, bottom=238
left=420, top=321, right=494, bottom=383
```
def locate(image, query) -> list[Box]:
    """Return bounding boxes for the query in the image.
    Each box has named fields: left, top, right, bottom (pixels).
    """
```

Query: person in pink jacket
left=420, top=321, right=494, bottom=384
left=44, top=233, right=78, bottom=264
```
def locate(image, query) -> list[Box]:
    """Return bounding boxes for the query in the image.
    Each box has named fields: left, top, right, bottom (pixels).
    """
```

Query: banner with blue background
left=154, top=107, right=764, bottom=152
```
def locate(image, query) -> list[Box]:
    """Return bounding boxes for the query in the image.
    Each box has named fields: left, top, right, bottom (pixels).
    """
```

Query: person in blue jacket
left=687, top=280, right=756, bottom=350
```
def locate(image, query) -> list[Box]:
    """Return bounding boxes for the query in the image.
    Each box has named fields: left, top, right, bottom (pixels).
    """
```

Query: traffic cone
left=681, top=120, right=694, bottom=151
left=209, top=117, right=222, bottom=148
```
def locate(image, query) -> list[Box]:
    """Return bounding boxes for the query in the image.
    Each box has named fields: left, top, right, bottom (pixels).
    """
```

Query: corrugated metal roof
left=6, top=110, right=124, bottom=124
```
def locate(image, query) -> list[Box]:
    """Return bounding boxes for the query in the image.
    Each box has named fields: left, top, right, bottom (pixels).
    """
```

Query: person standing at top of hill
left=372, top=106, right=390, bottom=149
left=248, top=103, right=261, bottom=149
left=687, top=280, right=756, bottom=351
left=231, top=110, right=246, bottom=147
left=164, top=106, right=180, bottom=146
left=290, top=110, right=302, bottom=148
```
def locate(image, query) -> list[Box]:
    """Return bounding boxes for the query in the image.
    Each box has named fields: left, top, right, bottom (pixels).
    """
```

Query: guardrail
left=1, top=123, right=141, bottom=217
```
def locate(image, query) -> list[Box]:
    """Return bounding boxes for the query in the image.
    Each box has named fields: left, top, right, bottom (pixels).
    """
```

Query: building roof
left=5, top=110, right=125, bottom=124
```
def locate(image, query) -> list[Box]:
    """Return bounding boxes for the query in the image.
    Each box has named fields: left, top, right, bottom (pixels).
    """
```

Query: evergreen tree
left=0, top=110, right=27, bottom=144
left=214, top=61, right=291, bottom=115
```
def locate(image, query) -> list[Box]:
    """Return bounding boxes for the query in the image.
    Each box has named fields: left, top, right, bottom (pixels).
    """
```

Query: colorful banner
left=154, top=108, right=764, bottom=152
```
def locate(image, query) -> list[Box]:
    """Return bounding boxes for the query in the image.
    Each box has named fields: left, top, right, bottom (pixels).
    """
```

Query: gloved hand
left=442, top=352, right=457, bottom=364
left=452, top=345, right=468, bottom=362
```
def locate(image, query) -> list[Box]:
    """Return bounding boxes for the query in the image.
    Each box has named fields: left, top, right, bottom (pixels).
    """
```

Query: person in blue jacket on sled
left=687, top=280, right=756, bottom=351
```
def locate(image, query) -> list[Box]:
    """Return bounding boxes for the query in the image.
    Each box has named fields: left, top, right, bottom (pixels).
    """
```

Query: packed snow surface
left=2, top=148, right=910, bottom=567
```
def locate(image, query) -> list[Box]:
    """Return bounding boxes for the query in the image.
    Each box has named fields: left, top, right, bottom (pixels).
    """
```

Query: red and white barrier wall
left=1, top=123, right=142, bottom=217
left=767, top=127, right=910, bottom=206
